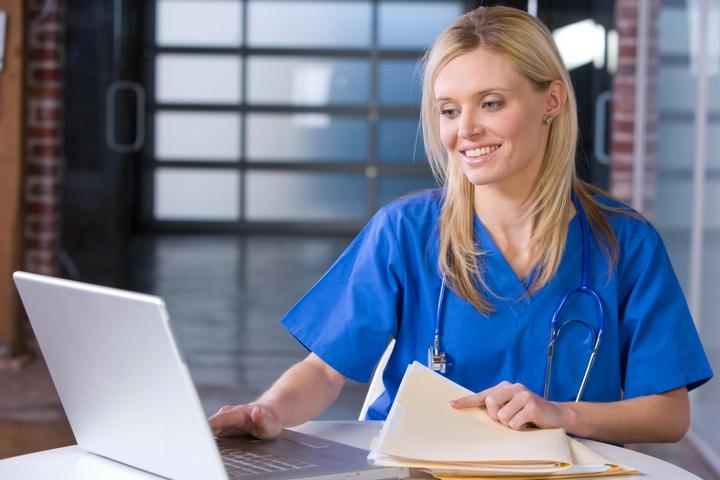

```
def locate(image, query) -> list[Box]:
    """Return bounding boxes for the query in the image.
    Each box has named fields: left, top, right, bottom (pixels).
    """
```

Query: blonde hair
left=420, top=6, right=627, bottom=313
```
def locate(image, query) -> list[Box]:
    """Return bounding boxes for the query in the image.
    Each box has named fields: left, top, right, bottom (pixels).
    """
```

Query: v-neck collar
left=473, top=214, right=581, bottom=318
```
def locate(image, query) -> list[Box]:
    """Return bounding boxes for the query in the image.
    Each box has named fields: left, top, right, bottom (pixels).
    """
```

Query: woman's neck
left=473, top=187, right=536, bottom=279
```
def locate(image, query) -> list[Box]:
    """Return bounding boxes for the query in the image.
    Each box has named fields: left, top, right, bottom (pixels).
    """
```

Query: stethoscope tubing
left=431, top=192, right=606, bottom=402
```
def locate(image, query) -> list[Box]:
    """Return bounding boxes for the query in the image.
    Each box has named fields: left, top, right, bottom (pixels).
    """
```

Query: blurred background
left=0, top=0, right=717, bottom=478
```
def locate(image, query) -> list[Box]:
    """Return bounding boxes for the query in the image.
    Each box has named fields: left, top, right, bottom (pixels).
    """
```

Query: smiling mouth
left=462, top=144, right=501, bottom=162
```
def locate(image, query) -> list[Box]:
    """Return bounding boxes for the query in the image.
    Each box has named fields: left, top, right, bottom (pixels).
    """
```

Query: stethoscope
left=428, top=193, right=606, bottom=402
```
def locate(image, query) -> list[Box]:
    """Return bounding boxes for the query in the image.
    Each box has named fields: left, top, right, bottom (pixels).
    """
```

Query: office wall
left=0, top=0, right=25, bottom=360
left=24, top=0, right=63, bottom=276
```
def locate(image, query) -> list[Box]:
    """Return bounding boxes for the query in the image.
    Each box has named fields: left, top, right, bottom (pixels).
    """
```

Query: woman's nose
left=459, top=111, right=483, bottom=138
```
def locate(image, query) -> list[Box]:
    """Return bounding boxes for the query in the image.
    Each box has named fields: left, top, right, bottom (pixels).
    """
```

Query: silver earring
left=543, top=116, right=554, bottom=125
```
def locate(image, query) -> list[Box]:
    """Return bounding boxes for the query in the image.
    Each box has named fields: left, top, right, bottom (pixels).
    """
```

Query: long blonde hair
left=421, top=6, right=626, bottom=313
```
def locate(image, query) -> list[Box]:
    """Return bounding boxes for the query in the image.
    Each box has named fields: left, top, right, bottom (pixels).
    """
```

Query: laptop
left=13, top=271, right=408, bottom=480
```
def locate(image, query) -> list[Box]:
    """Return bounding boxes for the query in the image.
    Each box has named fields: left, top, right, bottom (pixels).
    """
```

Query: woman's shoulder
left=592, top=193, right=659, bottom=241
left=378, top=187, right=444, bottom=226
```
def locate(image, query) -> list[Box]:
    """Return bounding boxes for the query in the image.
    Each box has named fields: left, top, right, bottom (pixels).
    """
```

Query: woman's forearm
left=256, top=352, right=346, bottom=428
left=558, top=387, right=690, bottom=444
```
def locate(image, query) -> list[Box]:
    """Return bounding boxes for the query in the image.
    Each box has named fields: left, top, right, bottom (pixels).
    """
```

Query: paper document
left=368, top=362, right=638, bottom=478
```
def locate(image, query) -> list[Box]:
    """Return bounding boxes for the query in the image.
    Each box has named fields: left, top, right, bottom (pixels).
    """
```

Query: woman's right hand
left=209, top=403, right=283, bottom=439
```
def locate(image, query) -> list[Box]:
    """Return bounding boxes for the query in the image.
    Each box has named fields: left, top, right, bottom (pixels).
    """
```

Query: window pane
left=155, top=111, right=241, bottom=161
left=658, top=65, right=720, bottom=113
left=378, top=60, right=422, bottom=106
left=378, top=175, right=438, bottom=206
left=247, top=1, right=371, bottom=48
left=656, top=178, right=720, bottom=229
left=246, top=113, right=368, bottom=162
left=658, top=122, right=720, bottom=170
left=379, top=2, right=462, bottom=50
left=378, top=118, right=426, bottom=163
left=154, top=168, right=240, bottom=220
left=245, top=171, right=366, bottom=221
left=156, top=0, right=242, bottom=47
left=156, top=54, right=242, bottom=104
left=659, top=7, right=689, bottom=56
left=247, top=57, right=369, bottom=106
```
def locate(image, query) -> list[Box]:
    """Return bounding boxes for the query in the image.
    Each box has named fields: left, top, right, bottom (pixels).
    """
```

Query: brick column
left=610, top=0, right=660, bottom=216
left=24, top=0, right=63, bottom=275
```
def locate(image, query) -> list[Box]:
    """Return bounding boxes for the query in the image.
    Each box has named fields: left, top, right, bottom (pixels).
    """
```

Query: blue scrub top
left=281, top=189, right=713, bottom=420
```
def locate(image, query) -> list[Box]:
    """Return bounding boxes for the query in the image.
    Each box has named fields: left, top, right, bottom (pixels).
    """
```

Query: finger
left=209, top=405, right=252, bottom=437
left=450, top=380, right=517, bottom=409
left=496, top=390, right=531, bottom=426
left=484, top=388, right=516, bottom=421
left=507, top=404, right=535, bottom=430
left=449, top=392, right=487, bottom=409
left=248, top=405, right=281, bottom=439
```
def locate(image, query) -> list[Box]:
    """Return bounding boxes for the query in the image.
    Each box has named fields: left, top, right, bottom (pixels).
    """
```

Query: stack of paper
left=368, top=362, right=638, bottom=478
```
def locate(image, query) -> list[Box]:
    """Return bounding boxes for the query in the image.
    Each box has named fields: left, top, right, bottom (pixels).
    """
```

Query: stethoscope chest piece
left=427, top=345, right=447, bottom=374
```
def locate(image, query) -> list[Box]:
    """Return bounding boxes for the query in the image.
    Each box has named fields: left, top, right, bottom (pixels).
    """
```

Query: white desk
left=0, top=420, right=701, bottom=479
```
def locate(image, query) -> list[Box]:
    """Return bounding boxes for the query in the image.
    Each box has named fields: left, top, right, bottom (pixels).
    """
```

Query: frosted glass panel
left=658, top=122, right=720, bottom=169
left=697, top=189, right=720, bottom=441
left=248, top=1, right=371, bottom=48
left=155, top=111, right=241, bottom=161
left=154, top=168, right=240, bottom=220
left=379, top=2, right=463, bottom=49
left=156, top=0, right=242, bottom=47
left=658, top=65, right=720, bottom=112
left=245, top=172, right=366, bottom=221
left=247, top=57, right=369, bottom=105
left=656, top=178, right=720, bottom=228
left=659, top=7, right=689, bottom=55
left=379, top=175, right=438, bottom=206
left=379, top=60, right=422, bottom=105
left=246, top=114, right=368, bottom=161
left=378, top=118, right=426, bottom=163
left=156, top=54, right=241, bottom=104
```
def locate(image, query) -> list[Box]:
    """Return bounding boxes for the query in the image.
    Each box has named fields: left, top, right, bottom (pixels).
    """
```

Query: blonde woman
left=210, top=6, right=712, bottom=444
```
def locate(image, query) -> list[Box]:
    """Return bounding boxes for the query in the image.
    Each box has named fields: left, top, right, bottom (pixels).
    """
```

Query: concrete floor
left=0, top=233, right=718, bottom=479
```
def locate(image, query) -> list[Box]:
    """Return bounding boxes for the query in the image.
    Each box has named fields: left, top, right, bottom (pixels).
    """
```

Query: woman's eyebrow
left=435, top=87, right=511, bottom=104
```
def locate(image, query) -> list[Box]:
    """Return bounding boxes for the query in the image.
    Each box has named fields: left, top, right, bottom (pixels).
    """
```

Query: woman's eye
left=440, top=109, right=459, bottom=119
left=483, top=100, right=503, bottom=110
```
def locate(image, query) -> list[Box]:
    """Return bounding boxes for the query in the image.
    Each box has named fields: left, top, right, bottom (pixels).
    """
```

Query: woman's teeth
left=465, top=145, right=499, bottom=158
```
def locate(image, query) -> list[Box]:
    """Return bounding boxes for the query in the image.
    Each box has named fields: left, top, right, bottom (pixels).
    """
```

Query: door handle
left=594, top=90, right=613, bottom=166
left=105, top=80, right=146, bottom=153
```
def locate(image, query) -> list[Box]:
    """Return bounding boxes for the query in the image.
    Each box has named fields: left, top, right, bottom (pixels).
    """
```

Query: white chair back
left=358, top=338, right=396, bottom=420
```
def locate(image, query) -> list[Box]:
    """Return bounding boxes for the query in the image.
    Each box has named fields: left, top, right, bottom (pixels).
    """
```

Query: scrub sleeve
left=280, top=207, right=404, bottom=383
left=619, top=224, right=713, bottom=398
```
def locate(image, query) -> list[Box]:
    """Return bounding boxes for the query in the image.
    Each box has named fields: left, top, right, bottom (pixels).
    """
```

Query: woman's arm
left=451, top=382, right=689, bottom=444
left=209, top=352, right=345, bottom=439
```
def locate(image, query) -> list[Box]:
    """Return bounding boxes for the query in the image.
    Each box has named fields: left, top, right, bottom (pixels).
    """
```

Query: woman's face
left=434, top=47, right=559, bottom=194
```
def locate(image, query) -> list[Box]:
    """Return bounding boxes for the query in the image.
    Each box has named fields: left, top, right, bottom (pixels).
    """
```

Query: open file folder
left=368, top=362, right=639, bottom=478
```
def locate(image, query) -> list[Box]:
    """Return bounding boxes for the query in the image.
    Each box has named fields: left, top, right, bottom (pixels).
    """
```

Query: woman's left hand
left=450, top=381, right=569, bottom=430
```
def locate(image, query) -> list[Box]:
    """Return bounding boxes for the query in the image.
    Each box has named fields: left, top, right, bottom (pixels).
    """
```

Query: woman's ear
left=544, top=80, right=568, bottom=119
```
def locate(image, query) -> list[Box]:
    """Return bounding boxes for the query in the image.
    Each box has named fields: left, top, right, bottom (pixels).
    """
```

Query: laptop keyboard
left=219, top=444, right=316, bottom=477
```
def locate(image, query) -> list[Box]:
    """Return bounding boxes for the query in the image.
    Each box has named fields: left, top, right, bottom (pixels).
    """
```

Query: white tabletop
left=0, top=420, right=701, bottom=479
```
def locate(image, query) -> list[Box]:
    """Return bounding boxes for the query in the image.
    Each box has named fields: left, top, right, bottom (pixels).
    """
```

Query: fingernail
left=448, top=400, right=457, bottom=407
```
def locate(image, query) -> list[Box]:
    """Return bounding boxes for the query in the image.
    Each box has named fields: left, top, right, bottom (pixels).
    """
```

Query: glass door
left=141, top=0, right=471, bottom=233
left=535, top=0, right=617, bottom=188
left=62, top=0, right=144, bottom=286
left=655, top=0, right=720, bottom=463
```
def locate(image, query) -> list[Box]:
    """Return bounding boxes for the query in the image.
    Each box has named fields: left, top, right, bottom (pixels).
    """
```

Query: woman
left=210, top=6, right=712, bottom=444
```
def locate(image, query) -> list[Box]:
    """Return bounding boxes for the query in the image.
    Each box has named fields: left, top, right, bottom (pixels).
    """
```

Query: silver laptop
left=13, top=271, right=408, bottom=480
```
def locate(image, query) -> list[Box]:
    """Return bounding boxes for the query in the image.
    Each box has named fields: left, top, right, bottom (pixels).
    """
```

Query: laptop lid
left=13, top=271, right=231, bottom=480
left=13, top=272, right=407, bottom=480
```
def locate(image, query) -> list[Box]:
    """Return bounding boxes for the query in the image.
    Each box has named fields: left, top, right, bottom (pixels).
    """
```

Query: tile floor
left=0, top=233, right=717, bottom=479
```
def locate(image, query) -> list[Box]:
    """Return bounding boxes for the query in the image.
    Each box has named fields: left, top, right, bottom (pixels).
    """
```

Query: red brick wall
left=24, top=0, right=63, bottom=275
left=610, top=0, right=660, bottom=216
